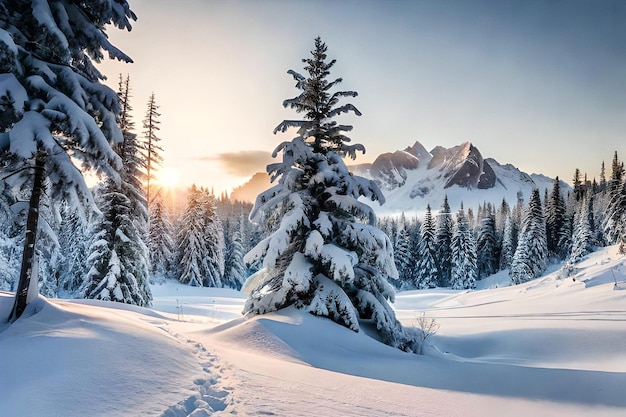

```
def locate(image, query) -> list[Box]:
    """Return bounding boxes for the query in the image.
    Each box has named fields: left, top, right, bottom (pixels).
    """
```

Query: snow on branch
left=340, top=223, right=398, bottom=279
left=287, top=69, right=305, bottom=83
left=328, top=103, right=362, bottom=118
left=282, top=252, right=313, bottom=293
left=307, top=274, right=360, bottom=332
left=273, top=120, right=306, bottom=134
left=0, top=74, right=28, bottom=114
left=329, top=90, right=358, bottom=101
left=32, top=0, right=70, bottom=57
left=342, top=143, right=366, bottom=160
left=327, top=194, right=376, bottom=223
left=249, top=184, right=287, bottom=223
left=247, top=193, right=310, bottom=268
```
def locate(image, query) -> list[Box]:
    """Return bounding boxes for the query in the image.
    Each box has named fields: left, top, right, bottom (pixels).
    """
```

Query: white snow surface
left=2, top=246, right=626, bottom=416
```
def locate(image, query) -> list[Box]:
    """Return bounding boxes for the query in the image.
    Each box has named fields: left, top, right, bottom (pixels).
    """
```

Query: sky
left=98, top=0, right=626, bottom=194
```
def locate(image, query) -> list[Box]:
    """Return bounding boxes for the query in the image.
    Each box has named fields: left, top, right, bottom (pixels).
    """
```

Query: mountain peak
left=404, top=140, right=432, bottom=164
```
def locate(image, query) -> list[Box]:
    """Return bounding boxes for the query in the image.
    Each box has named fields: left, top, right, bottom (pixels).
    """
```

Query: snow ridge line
left=160, top=327, right=234, bottom=417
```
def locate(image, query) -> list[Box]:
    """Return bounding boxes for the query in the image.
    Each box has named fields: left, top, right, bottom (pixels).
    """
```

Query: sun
left=155, top=167, right=181, bottom=189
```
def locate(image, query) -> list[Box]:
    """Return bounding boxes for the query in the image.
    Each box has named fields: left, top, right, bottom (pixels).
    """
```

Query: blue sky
left=99, top=0, right=626, bottom=193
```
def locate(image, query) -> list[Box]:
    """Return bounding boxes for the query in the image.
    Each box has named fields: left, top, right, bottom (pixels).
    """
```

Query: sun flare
left=155, top=167, right=181, bottom=189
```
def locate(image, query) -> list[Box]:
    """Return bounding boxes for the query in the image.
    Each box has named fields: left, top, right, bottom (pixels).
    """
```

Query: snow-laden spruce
left=243, top=38, right=418, bottom=352
left=450, top=206, right=477, bottom=290
left=224, top=229, right=247, bottom=290
left=81, top=75, right=152, bottom=306
left=568, top=194, right=595, bottom=265
left=604, top=152, right=626, bottom=250
left=0, top=0, right=137, bottom=320
left=510, top=189, right=548, bottom=284
left=412, top=205, right=438, bottom=289
left=148, top=191, right=175, bottom=283
left=476, top=207, right=498, bottom=278
left=176, top=185, right=225, bottom=287
left=81, top=178, right=151, bottom=307
left=434, top=196, right=453, bottom=287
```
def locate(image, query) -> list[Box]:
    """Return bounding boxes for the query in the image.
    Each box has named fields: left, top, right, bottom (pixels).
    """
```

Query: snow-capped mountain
left=356, top=140, right=570, bottom=216
left=231, top=140, right=570, bottom=217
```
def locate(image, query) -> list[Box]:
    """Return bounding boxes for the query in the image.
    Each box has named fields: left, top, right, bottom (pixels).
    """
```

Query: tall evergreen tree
left=81, top=73, right=151, bottom=306
left=393, top=227, right=413, bottom=288
left=30, top=190, right=61, bottom=298
left=573, top=168, right=583, bottom=201
left=604, top=151, right=626, bottom=247
left=223, top=229, right=246, bottom=290
left=81, top=179, right=152, bottom=306
left=545, top=177, right=568, bottom=260
left=476, top=209, right=498, bottom=278
left=176, top=186, right=206, bottom=287
left=243, top=38, right=417, bottom=352
left=413, top=205, right=438, bottom=289
left=1, top=0, right=136, bottom=320
left=141, top=93, right=163, bottom=206
left=148, top=190, right=175, bottom=283
left=499, top=214, right=516, bottom=270
left=57, top=203, right=89, bottom=295
left=0, top=173, right=21, bottom=292
left=568, top=194, right=594, bottom=264
left=177, top=186, right=224, bottom=287
left=450, top=207, right=477, bottom=290
left=510, top=189, right=548, bottom=284
left=434, top=196, right=453, bottom=287
left=599, top=160, right=607, bottom=194
left=609, top=151, right=624, bottom=195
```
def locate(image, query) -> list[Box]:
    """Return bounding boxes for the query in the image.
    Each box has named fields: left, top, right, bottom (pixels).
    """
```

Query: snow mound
left=0, top=293, right=214, bottom=417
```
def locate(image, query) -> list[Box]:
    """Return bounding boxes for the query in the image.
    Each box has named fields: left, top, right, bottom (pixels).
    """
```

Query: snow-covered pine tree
left=568, top=194, right=594, bottom=264
left=33, top=190, right=62, bottom=298
left=450, top=206, right=477, bottom=290
left=1, top=0, right=136, bottom=321
left=57, top=203, right=89, bottom=295
left=545, top=177, right=568, bottom=260
left=118, top=74, right=134, bottom=147
left=81, top=179, right=151, bottom=306
left=572, top=169, right=584, bottom=202
left=81, top=74, right=151, bottom=306
left=243, top=38, right=417, bottom=352
left=140, top=93, right=163, bottom=206
left=509, top=188, right=548, bottom=284
left=393, top=227, right=413, bottom=289
left=201, top=190, right=225, bottom=286
left=148, top=191, right=175, bottom=283
left=176, top=185, right=224, bottom=287
left=607, top=152, right=624, bottom=196
left=499, top=214, right=516, bottom=270
left=413, top=205, right=438, bottom=289
left=434, top=195, right=453, bottom=287
left=115, top=76, right=147, bottom=222
left=176, top=186, right=205, bottom=287
left=599, top=160, right=607, bottom=194
left=224, top=229, right=246, bottom=290
left=476, top=207, right=498, bottom=278
left=0, top=172, right=20, bottom=291
left=604, top=152, right=626, bottom=248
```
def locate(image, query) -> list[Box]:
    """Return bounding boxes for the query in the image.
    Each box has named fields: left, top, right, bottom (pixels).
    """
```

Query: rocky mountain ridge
left=231, top=140, right=570, bottom=216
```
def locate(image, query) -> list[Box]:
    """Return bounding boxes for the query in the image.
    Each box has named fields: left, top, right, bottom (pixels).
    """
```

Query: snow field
left=1, top=245, right=625, bottom=416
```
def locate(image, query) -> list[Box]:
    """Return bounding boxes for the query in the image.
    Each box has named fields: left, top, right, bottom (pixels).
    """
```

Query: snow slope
left=1, top=246, right=626, bottom=416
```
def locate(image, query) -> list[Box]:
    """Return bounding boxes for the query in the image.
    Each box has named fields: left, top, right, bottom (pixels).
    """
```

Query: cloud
left=198, top=150, right=274, bottom=177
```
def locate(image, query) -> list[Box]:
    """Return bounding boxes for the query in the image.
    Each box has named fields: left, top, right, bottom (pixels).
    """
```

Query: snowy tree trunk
left=8, top=151, right=46, bottom=322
